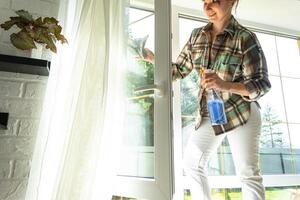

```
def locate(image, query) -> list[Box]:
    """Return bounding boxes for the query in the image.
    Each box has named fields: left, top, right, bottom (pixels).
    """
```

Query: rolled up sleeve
left=172, top=30, right=195, bottom=81
left=241, top=33, right=271, bottom=101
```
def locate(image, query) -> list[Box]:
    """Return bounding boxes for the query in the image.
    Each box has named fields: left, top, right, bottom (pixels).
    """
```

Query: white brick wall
left=0, top=0, right=58, bottom=198
left=0, top=71, right=48, bottom=200
left=0, top=0, right=60, bottom=58
left=0, top=180, right=28, bottom=200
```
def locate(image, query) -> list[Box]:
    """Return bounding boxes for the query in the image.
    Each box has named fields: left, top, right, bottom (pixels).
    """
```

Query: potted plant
left=0, top=10, right=67, bottom=56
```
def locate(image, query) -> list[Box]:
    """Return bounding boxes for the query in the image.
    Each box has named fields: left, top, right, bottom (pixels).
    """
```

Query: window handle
left=134, top=82, right=165, bottom=98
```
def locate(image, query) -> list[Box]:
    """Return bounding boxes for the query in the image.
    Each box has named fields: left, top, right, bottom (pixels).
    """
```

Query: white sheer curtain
left=25, top=0, right=127, bottom=199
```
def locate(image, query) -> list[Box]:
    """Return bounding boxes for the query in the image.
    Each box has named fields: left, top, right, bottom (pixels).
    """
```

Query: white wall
left=0, top=71, right=47, bottom=200
left=0, top=0, right=59, bottom=199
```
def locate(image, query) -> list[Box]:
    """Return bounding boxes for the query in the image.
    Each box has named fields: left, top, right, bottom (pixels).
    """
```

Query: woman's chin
left=208, top=18, right=217, bottom=23
left=207, top=15, right=217, bottom=22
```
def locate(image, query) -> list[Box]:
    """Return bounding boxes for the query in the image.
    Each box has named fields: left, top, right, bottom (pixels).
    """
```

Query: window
left=114, top=3, right=300, bottom=200
left=118, top=7, right=155, bottom=178
left=113, top=2, right=173, bottom=199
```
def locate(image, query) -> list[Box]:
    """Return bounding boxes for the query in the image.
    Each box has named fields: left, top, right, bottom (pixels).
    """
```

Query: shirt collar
left=201, top=15, right=237, bottom=38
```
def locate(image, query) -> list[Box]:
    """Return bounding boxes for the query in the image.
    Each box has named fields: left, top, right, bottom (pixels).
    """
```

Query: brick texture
left=0, top=0, right=58, bottom=199
left=0, top=71, right=48, bottom=199
left=0, top=180, right=28, bottom=200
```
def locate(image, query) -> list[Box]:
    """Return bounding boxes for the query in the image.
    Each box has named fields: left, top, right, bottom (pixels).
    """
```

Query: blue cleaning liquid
left=207, top=100, right=227, bottom=125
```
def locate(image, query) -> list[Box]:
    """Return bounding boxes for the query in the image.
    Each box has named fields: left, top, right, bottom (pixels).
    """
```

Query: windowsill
left=0, top=54, right=50, bottom=76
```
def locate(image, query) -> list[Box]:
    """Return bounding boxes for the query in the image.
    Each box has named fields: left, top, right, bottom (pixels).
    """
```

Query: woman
left=172, top=0, right=271, bottom=199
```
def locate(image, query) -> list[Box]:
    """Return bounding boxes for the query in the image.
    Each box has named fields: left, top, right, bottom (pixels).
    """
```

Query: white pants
left=183, top=103, right=265, bottom=200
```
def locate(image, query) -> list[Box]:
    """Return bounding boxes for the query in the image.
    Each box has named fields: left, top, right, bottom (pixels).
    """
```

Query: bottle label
left=207, top=99, right=227, bottom=125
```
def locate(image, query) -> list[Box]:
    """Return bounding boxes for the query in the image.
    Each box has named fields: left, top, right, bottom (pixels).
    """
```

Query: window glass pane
left=119, top=7, right=155, bottom=178
left=129, top=10, right=154, bottom=52
left=289, top=124, right=300, bottom=149
left=180, top=69, right=199, bottom=127
left=287, top=124, right=300, bottom=174
left=178, top=18, right=206, bottom=123
left=256, top=32, right=280, bottom=76
left=260, top=140, right=296, bottom=174
left=208, top=145, right=235, bottom=176
left=260, top=122, right=290, bottom=149
left=129, top=8, right=153, bottom=25
left=179, top=18, right=207, bottom=49
left=282, top=78, right=300, bottom=123
left=258, top=76, right=287, bottom=123
left=276, top=36, right=300, bottom=78
left=282, top=153, right=300, bottom=174
left=179, top=17, right=206, bottom=151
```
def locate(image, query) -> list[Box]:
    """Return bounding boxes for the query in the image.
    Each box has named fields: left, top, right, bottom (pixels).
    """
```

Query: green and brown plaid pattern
left=172, top=15, right=271, bottom=135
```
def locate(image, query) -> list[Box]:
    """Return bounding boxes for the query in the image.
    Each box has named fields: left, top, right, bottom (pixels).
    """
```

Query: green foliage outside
left=126, top=35, right=154, bottom=146
left=113, top=187, right=300, bottom=199
left=184, top=187, right=300, bottom=200
left=126, top=34, right=154, bottom=112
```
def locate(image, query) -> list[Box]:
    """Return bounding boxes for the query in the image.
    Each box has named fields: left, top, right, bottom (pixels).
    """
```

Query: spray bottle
left=205, top=69, right=227, bottom=125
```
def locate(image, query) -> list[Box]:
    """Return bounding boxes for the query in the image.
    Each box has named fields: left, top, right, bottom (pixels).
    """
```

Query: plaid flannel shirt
left=172, top=15, right=271, bottom=135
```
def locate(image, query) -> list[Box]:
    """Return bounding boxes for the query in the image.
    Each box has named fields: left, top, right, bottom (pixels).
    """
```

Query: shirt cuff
left=172, top=64, right=183, bottom=81
left=242, top=80, right=261, bottom=101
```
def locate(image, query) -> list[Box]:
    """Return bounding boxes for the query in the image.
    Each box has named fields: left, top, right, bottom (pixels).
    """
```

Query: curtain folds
left=25, top=0, right=127, bottom=199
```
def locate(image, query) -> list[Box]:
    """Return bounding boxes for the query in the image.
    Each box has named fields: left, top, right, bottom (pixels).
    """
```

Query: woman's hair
left=233, top=0, right=239, bottom=12
left=235, top=0, right=239, bottom=7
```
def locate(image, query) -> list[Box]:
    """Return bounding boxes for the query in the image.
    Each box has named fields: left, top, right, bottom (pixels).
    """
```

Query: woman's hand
left=201, top=71, right=252, bottom=97
left=135, top=48, right=155, bottom=65
left=201, top=71, right=228, bottom=91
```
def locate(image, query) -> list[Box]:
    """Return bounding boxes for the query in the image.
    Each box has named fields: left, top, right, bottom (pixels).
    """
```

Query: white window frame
left=113, top=1, right=174, bottom=200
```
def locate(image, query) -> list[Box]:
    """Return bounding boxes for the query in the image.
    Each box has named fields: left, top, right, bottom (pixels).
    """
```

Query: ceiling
left=172, top=0, right=300, bottom=36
